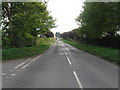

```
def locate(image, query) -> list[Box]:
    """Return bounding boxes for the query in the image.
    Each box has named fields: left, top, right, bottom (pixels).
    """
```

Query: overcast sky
left=47, top=0, right=85, bottom=34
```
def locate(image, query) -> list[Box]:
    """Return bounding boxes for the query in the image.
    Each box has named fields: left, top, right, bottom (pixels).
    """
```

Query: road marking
left=21, top=64, right=29, bottom=69
left=9, top=70, right=13, bottom=71
left=21, top=56, right=39, bottom=69
left=2, top=73, right=7, bottom=76
left=64, top=51, right=67, bottom=55
left=14, top=63, right=25, bottom=69
left=14, top=58, right=31, bottom=69
left=6, top=77, right=9, bottom=78
left=11, top=74, right=16, bottom=76
left=67, top=57, right=72, bottom=65
left=73, top=71, right=83, bottom=88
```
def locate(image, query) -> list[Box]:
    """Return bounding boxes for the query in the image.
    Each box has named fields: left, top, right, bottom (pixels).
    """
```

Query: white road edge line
left=67, top=57, right=72, bottom=65
left=11, top=74, right=16, bottom=76
left=14, top=58, right=31, bottom=69
left=9, top=70, right=13, bottom=71
left=64, top=51, right=67, bottom=55
left=73, top=71, right=83, bottom=88
left=2, top=73, right=7, bottom=75
left=21, top=56, right=39, bottom=69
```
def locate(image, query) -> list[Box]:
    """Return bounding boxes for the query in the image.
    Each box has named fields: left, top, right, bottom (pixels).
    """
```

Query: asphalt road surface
left=2, top=40, right=118, bottom=89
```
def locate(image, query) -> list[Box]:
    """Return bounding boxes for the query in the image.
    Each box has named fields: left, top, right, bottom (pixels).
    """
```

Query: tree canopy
left=76, top=2, right=119, bottom=39
left=2, top=2, right=56, bottom=48
left=62, top=2, right=119, bottom=48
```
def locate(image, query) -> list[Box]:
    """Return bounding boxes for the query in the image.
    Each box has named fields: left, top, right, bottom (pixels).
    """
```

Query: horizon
left=47, top=0, right=85, bottom=34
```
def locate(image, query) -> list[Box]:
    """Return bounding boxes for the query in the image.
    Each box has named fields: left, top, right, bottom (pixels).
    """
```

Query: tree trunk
left=8, top=14, right=13, bottom=46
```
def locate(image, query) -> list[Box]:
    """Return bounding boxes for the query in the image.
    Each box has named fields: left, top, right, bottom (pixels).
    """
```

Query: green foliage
left=61, top=29, right=78, bottom=40
left=55, top=32, right=61, bottom=38
left=36, top=37, right=45, bottom=46
left=45, top=31, right=54, bottom=37
left=2, top=38, right=55, bottom=60
left=62, top=39, right=119, bottom=66
left=25, top=33, right=35, bottom=46
left=2, top=2, right=56, bottom=48
left=2, top=45, right=48, bottom=60
left=76, top=2, right=119, bottom=39
left=61, top=2, right=119, bottom=48
left=36, top=37, right=55, bottom=46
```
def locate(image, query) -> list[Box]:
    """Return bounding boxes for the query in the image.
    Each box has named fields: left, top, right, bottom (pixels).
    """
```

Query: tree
left=55, top=32, right=60, bottom=38
left=61, top=29, right=78, bottom=40
left=2, top=2, right=56, bottom=48
left=76, top=2, right=119, bottom=39
left=75, top=2, right=119, bottom=48
left=45, top=31, right=54, bottom=37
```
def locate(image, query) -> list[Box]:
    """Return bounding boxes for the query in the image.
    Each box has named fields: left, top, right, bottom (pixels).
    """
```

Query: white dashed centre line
left=73, top=71, right=83, bottom=88
left=9, top=70, right=13, bottom=71
left=11, top=74, right=16, bottom=76
left=67, top=57, right=72, bottom=65
left=64, top=51, right=67, bottom=55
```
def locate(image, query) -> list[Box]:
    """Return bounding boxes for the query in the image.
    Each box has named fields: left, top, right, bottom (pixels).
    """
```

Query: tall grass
left=62, top=39, right=119, bottom=66
left=2, top=37, right=55, bottom=61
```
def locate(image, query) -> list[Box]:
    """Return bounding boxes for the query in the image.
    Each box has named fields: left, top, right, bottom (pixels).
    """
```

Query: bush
left=2, top=38, right=55, bottom=61
left=62, top=39, right=119, bottom=66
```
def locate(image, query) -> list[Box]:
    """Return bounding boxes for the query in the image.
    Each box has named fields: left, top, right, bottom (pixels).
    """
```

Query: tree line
left=61, top=2, right=120, bottom=48
left=2, top=2, right=55, bottom=48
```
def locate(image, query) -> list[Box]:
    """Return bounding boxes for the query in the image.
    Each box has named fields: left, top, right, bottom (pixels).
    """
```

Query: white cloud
left=47, top=0, right=84, bottom=34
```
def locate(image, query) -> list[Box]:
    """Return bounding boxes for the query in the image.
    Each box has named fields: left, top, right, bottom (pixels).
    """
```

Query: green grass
left=2, top=38, right=55, bottom=61
left=62, top=39, right=119, bottom=66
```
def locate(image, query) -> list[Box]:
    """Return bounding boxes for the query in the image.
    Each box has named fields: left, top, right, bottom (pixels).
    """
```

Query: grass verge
left=2, top=38, right=55, bottom=61
left=62, top=39, right=119, bottom=66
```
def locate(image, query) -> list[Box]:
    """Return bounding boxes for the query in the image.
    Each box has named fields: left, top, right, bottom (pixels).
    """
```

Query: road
left=2, top=40, right=118, bottom=89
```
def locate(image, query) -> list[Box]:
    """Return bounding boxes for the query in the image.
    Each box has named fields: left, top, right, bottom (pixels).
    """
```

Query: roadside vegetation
left=2, top=38, right=55, bottom=61
left=2, top=2, right=56, bottom=61
left=61, top=2, right=119, bottom=49
left=2, top=2, right=56, bottom=48
left=62, top=39, right=119, bottom=66
left=61, top=2, right=119, bottom=65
